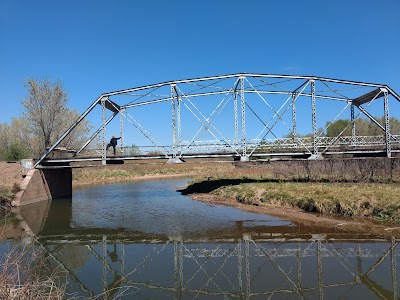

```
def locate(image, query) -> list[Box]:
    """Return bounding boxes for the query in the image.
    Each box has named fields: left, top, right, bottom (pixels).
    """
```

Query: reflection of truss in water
left=36, top=235, right=399, bottom=299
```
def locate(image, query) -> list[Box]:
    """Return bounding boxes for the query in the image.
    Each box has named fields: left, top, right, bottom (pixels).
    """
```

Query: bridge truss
left=35, top=73, right=400, bottom=167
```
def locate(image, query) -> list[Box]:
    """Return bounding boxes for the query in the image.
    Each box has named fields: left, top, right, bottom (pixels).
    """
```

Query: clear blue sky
left=1, top=0, right=399, bottom=139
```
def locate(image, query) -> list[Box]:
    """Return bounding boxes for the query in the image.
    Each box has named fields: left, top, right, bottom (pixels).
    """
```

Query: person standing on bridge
left=106, top=135, right=121, bottom=155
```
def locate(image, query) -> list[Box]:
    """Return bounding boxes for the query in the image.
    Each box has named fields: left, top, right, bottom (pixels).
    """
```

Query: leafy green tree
left=0, top=121, right=30, bottom=161
left=325, top=117, right=400, bottom=138
left=326, top=119, right=351, bottom=137
left=3, top=142, right=29, bottom=161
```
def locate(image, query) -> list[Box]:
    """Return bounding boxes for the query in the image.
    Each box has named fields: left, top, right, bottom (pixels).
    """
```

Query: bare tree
left=20, top=78, right=91, bottom=157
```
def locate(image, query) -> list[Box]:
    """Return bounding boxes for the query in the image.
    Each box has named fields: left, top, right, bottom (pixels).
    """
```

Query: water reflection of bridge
left=35, top=234, right=399, bottom=299
left=5, top=194, right=400, bottom=298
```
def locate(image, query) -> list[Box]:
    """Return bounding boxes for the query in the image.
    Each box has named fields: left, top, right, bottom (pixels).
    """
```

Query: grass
left=198, top=180, right=400, bottom=223
left=0, top=183, right=20, bottom=210
left=0, top=243, right=67, bottom=300
left=72, top=162, right=234, bottom=186
left=0, top=242, right=142, bottom=299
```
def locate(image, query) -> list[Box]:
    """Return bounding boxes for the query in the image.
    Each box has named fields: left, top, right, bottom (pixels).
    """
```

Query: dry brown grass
left=195, top=180, right=400, bottom=223
left=0, top=243, right=67, bottom=300
left=183, top=158, right=400, bottom=223
left=72, top=161, right=235, bottom=186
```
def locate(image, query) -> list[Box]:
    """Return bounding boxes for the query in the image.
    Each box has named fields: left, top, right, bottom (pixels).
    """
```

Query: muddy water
left=1, top=178, right=400, bottom=299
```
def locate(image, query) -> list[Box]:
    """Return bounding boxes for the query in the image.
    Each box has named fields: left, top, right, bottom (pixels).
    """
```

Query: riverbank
left=187, top=192, right=400, bottom=238
left=72, top=161, right=233, bottom=187
left=0, top=162, right=23, bottom=213
left=180, top=177, right=400, bottom=238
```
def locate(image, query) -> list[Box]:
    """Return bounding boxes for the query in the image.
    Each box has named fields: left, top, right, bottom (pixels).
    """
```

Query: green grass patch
left=186, top=178, right=400, bottom=224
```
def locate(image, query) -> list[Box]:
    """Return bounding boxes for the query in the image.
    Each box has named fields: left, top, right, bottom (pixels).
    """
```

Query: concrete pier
left=12, top=166, right=72, bottom=207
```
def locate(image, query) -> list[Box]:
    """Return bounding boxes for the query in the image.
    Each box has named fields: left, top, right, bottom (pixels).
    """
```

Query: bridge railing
left=113, top=135, right=400, bottom=157
left=51, top=135, right=400, bottom=160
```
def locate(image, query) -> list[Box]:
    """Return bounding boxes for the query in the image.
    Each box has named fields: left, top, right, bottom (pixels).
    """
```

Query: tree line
left=325, top=117, right=400, bottom=137
left=285, top=117, right=400, bottom=139
left=0, top=78, right=91, bottom=161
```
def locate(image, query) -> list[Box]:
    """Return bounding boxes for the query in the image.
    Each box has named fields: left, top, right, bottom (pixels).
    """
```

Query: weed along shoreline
left=2, top=158, right=400, bottom=237
left=180, top=179, right=400, bottom=238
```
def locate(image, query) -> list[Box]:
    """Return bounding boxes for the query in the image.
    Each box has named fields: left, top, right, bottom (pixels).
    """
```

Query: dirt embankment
left=0, top=161, right=23, bottom=215
left=0, top=162, right=23, bottom=187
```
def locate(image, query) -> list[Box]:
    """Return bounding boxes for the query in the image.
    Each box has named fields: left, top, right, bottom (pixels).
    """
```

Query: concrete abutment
left=13, top=166, right=72, bottom=207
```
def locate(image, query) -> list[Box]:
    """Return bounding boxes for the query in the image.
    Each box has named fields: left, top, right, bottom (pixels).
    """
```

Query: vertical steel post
left=292, top=93, right=297, bottom=144
left=383, top=88, right=391, bottom=158
left=171, top=85, right=177, bottom=159
left=234, top=91, right=239, bottom=149
left=120, top=108, right=125, bottom=155
left=310, top=80, right=318, bottom=155
left=351, top=104, right=356, bottom=145
left=101, top=97, right=107, bottom=165
left=240, top=77, right=247, bottom=160
left=177, top=94, right=181, bottom=156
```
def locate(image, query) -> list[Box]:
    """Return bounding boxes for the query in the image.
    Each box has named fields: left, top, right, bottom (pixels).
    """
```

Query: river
left=1, top=178, right=399, bottom=299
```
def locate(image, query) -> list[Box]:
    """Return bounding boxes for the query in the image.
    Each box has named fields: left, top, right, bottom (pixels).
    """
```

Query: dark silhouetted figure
left=106, top=136, right=121, bottom=155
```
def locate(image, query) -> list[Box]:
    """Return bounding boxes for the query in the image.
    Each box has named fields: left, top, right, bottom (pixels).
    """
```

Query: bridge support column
left=351, top=104, right=356, bottom=145
left=234, top=91, right=239, bottom=150
left=171, top=85, right=181, bottom=160
left=240, top=76, right=249, bottom=161
left=311, top=80, right=318, bottom=155
left=309, top=80, right=322, bottom=159
left=120, top=108, right=125, bottom=155
left=383, top=88, right=391, bottom=158
left=169, top=85, right=183, bottom=164
left=292, top=93, right=297, bottom=144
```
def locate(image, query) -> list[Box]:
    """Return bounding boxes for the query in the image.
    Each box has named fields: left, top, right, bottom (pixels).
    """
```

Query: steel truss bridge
left=34, top=73, right=400, bottom=167
left=34, top=234, right=399, bottom=299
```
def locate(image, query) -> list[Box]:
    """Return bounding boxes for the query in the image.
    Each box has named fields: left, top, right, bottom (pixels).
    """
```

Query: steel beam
left=171, top=85, right=177, bottom=159
left=120, top=108, right=125, bottom=155
left=234, top=91, right=239, bottom=147
left=311, top=80, right=318, bottom=155
left=101, top=97, right=107, bottom=165
left=383, top=88, right=391, bottom=157
left=351, top=104, right=355, bottom=145
left=102, top=73, right=385, bottom=98
left=292, top=93, right=297, bottom=143
left=123, top=90, right=349, bottom=110
left=240, top=77, right=247, bottom=160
